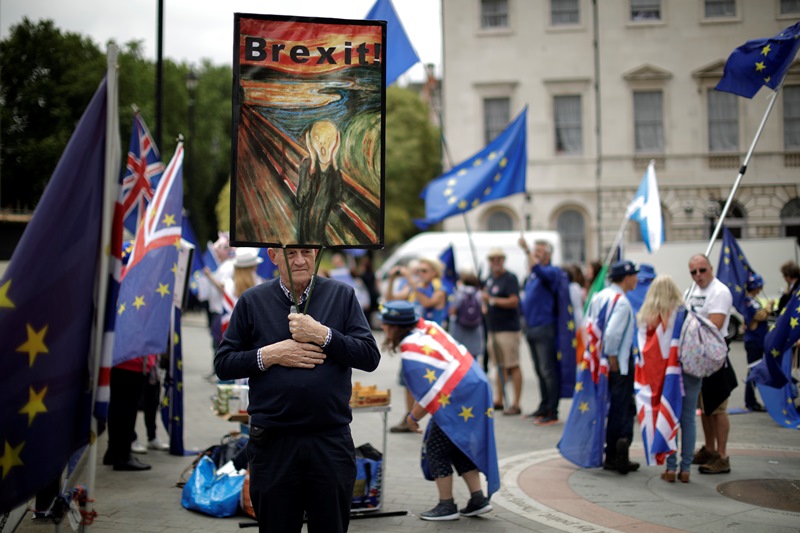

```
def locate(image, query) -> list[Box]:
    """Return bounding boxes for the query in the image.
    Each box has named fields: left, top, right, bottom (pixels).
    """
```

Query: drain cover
left=717, top=479, right=800, bottom=512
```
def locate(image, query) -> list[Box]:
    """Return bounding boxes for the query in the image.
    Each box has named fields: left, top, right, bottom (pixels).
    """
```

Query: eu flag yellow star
left=485, top=407, right=495, bottom=418
left=578, top=401, right=590, bottom=413
left=133, top=295, right=146, bottom=310
left=16, top=324, right=49, bottom=367
left=439, top=393, right=451, bottom=407
left=118, top=302, right=126, bottom=315
left=458, top=406, right=474, bottom=422
left=156, top=283, right=170, bottom=297
left=0, top=279, right=15, bottom=308
left=1, top=440, right=25, bottom=479
left=575, top=382, right=584, bottom=392
left=19, top=386, right=48, bottom=426
left=424, top=368, right=437, bottom=383
left=162, top=213, right=176, bottom=226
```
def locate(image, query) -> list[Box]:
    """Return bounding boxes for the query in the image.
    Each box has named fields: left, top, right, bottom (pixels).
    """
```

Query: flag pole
left=83, top=43, right=120, bottom=530
left=703, top=86, right=782, bottom=259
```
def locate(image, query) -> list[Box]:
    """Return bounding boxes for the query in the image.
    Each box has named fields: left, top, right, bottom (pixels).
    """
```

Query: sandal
left=678, top=470, right=690, bottom=483
left=661, top=470, right=676, bottom=482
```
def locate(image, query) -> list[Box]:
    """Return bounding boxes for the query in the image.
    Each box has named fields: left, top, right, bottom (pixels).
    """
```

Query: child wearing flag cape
left=380, top=301, right=499, bottom=521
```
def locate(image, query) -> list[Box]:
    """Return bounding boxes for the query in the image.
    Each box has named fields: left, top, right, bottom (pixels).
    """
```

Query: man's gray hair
left=534, top=239, right=553, bottom=255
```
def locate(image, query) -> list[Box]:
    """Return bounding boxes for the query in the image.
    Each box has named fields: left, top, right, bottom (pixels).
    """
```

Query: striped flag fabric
left=634, top=308, right=685, bottom=465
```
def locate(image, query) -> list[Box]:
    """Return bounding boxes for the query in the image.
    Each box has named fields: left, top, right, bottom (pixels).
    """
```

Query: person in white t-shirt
left=684, top=254, right=733, bottom=475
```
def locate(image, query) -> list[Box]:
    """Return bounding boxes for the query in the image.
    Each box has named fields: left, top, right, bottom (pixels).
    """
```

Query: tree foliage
left=1, top=19, right=441, bottom=249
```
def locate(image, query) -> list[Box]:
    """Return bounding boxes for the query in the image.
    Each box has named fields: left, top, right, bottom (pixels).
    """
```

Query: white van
left=376, top=231, right=563, bottom=289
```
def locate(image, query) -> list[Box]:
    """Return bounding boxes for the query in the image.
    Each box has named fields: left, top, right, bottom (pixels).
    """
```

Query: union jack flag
left=558, top=291, right=620, bottom=468
left=121, top=113, right=164, bottom=235
left=112, top=143, right=183, bottom=366
left=634, top=309, right=684, bottom=465
left=400, top=319, right=500, bottom=497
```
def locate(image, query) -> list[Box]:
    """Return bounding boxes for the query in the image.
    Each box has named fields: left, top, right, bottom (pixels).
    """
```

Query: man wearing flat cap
left=584, top=259, right=640, bottom=474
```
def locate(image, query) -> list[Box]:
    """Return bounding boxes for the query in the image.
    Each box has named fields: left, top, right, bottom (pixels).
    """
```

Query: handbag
left=181, top=456, right=245, bottom=518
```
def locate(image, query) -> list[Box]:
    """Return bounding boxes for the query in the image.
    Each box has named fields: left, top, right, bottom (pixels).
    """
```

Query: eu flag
left=161, top=307, right=185, bottom=455
left=0, top=79, right=109, bottom=512
left=415, top=108, right=527, bottom=230
left=554, top=269, right=577, bottom=398
left=365, top=0, right=420, bottom=86
left=716, top=22, right=800, bottom=98
left=181, top=217, right=205, bottom=295
left=400, top=320, right=500, bottom=496
left=716, top=226, right=754, bottom=316
left=438, top=244, right=458, bottom=295
left=113, top=144, right=184, bottom=366
left=559, top=292, right=621, bottom=468
left=752, top=286, right=800, bottom=428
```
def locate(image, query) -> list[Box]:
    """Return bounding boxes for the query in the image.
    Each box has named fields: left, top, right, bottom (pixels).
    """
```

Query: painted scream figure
left=295, top=120, right=344, bottom=245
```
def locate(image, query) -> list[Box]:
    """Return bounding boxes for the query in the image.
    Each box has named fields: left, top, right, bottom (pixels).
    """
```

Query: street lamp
left=184, top=69, right=198, bottom=196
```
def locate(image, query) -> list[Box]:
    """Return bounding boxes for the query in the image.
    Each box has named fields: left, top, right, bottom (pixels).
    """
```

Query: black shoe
left=419, top=501, right=459, bottom=521
left=616, top=438, right=631, bottom=475
left=102, top=451, right=113, bottom=466
left=524, top=408, right=546, bottom=420
left=627, top=461, right=640, bottom=472
left=602, top=460, right=617, bottom=471
left=459, top=496, right=492, bottom=517
left=748, top=403, right=767, bottom=412
left=113, top=457, right=151, bottom=471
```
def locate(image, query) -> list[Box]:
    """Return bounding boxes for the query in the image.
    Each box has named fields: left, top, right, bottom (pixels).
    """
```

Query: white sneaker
left=148, top=438, right=169, bottom=451
left=130, top=440, right=147, bottom=454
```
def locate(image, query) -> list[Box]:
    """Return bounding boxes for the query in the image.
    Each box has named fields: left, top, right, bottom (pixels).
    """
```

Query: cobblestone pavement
left=13, top=311, right=800, bottom=532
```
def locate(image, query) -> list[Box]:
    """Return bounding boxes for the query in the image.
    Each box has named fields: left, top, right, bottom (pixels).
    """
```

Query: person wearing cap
left=483, top=247, right=523, bottom=416
left=742, top=272, right=768, bottom=412
left=380, top=301, right=497, bottom=521
left=224, top=247, right=265, bottom=304
left=585, top=259, right=640, bottom=474
left=685, top=254, right=734, bottom=475
left=215, top=247, right=380, bottom=533
left=518, top=238, right=561, bottom=425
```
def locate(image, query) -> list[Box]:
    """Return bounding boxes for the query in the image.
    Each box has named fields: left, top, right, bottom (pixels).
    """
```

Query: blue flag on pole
left=750, top=286, right=800, bottom=392
left=365, top=0, right=420, bottom=86
left=438, top=244, right=458, bottom=295
left=625, top=160, right=663, bottom=253
left=180, top=217, right=205, bottom=295
left=716, top=226, right=754, bottom=316
left=161, top=306, right=186, bottom=454
left=113, top=144, right=184, bottom=366
left=716, top=22, right=800, bottom=98
left=416, top=107, right=528, bottom=229
left=0, top=79, right=108, bottom=512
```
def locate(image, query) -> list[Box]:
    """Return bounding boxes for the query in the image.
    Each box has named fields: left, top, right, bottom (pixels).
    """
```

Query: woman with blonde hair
left=225, top=248, right=264, bottom=303
left=634, top=274, right=697, bottom=483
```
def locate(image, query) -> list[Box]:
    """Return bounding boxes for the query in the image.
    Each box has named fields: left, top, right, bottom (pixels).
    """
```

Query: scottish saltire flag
left=113, top=143, right=183, bottom=365
left=717, top=226, right=755, bottom=316
left=438, top=245, right=458, bottom=296
left=716, top=22, right=800, bottom=98
left=365, top=0, right=420, bottom=86
left=121, top=113, right=165, bottom=235
left=400, top=320, right=500, bottom=496
left=161, top=306, right=186, bottom=455
left=558, top=292, right=621, bottom=468
left=625, top=160, right=663, bottom=253
left=555, top=269, right=577, bottom=398
left=181, top=218, right=205, bottom=295
left=0, top=79, right=109, bottom=512
left=634, top=309, right=685, bottom=465
left=415, top=108, right=527, bottom=229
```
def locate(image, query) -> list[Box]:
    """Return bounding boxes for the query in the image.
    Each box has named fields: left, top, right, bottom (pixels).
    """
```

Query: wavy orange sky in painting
left=238, top=18, right=383, bottom=75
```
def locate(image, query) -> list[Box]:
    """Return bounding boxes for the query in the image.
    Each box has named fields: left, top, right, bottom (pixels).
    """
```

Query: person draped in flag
left=591, top=260, right=640, bottom=474
left=380, top=300, right=499, bottom=521
left=633, top=275, right=690, bottom=482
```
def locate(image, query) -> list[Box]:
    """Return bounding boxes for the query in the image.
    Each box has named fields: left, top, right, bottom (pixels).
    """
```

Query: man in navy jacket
left=215, top=247, right=380, bottom=533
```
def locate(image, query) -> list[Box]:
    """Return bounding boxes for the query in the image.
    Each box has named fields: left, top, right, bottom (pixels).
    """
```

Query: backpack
left=679, top=308, right=728, bottom=378
left=456, top=288, right=483, bottom=328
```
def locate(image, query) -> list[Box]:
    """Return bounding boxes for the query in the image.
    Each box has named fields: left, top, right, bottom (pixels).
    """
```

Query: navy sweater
left=214, top=276, right=380, bottom=434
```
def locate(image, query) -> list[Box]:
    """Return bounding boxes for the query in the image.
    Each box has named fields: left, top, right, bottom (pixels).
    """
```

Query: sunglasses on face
left=690, top=268, right=708, bottom=276
left=417, top=268, right=429, bottom=274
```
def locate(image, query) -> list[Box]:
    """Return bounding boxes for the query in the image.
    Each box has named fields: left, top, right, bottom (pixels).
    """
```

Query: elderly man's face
left=534, top=243, right=550, bottom=264
left=689, top=256, right=714, bottom=289
left=268, top=248, right=317, bottom=291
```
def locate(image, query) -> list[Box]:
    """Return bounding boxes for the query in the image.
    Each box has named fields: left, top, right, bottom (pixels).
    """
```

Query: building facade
left=441, top=0, right=800, bottom=263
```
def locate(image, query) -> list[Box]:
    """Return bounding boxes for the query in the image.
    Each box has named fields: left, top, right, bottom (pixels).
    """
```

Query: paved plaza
left=14, top=311, right=800, bottom=532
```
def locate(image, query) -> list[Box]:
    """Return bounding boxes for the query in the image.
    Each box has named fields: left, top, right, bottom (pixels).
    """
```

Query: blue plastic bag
left=181, top=455, right=245, bottom=517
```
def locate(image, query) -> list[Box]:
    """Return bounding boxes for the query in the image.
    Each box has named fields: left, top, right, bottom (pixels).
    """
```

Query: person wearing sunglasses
left=685, top=254, right=734, bottom=476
